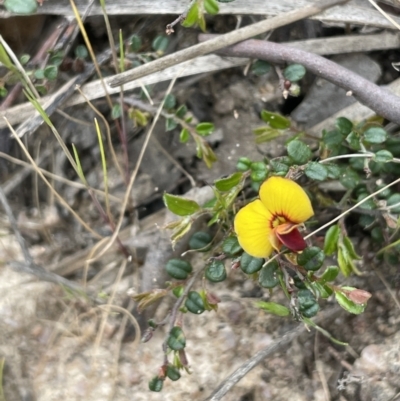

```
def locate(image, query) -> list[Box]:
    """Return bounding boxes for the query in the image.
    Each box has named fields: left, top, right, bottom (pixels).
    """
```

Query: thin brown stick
left=203, top=307, right=342, bottom=401
left=107, top=0, right=349, bottom=87
left=200, top=36, right=400, bottom=125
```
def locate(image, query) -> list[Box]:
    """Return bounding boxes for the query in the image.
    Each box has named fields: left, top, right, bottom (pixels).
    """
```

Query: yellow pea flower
left=234, top=176, right=314, bottom=258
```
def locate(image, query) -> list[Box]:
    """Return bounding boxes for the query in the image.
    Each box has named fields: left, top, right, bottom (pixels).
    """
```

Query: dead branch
left=1, top=0, right=399, bottom=31
left=107, top=0, right=349, bottom=87
left=203, top=307, right=342, bottom=401
left=200, top=35, right=400, bottom=125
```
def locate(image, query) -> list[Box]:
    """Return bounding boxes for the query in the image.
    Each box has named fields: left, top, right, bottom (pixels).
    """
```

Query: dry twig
left=107, top=0, right=348, bottom=87
left=203, top=307, right=342, bottom=401
left=201, top=36, right=400, bottom=125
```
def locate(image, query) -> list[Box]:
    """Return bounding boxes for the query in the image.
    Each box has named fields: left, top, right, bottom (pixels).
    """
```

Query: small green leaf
left=236, top=157, right=251, bottom=171
left=172, top=285, right=184, bottom=298
left=163, top=193, right=201, bottom=216
left=165, top=259, right=193, bottom=280
left=260, top=110, right=291, bottom=129
left=44, top=65, right=58, bottom=81
left=19, top=54, right=30, bottom=65
left=0, top=43, right=13, bottom=69
left=297, top=289, right=319, bottom=318
left=167, top=326, right=186, bottom=350
left=0, top=87, right=7, bottom=97
left=240, top=252, right=264, bottom=274
left=152, top=35, right=169, bottom=53
left=253, top=127, right=282, bottom=144
left=111, top=104, right=122, bottom=119
left=166, top=365, right=181, bottom=381
left=215, top=172, right=242, bottom=192
left=250, top=162, right=268, bottom=182
left=259, top=260, right=280, bottom=288
left=374, top=150, right=393, bottom=163
left=182, top=2, right=199, bottom=27
left=346, top=131, right=361, bottom=150
left=189, top=231, right=212, bottom=251
left=363, top=127, right=387, bottom=144
left=287, top=140, right=311, bottom=164
left=149, top=376, right=164, bottom=392
left=4, top=0, right=37, bottom=14
left=254, top=301, right=290, bottom=317
left=319, top=265, right=339, bottom=284
left=340, top=168, right=360, bottom=189
left=335, top=291, right=366, bottom=314
left=175, top=105, right=187, bottom=118
left=297, top=247, right=325, bottom=271
left=204, top=0, right=219, bottom=14
left=387, top=193, right=400, bottom=213
left=325, top=163, right=341, bottom=179
left=310, top=282, right=332, bottom=299
left=130, top=109, right=148, bottom=126
left=270, top=159, right=290, bottom=175
left=75, top=45, right=88, bottom=60
left=179, top=128, right=190, bottom=143
left=283, top=64, right=306, bottom=82
left=129, top=34, right=142, bottom=52
left=305, top=162, right=328, bottom=181
left=356, top=192, right=375, bottom=210
left=165, top=117, right=178, bottom=131
left=337, top=246, right=352, bottom=277
left=335, top=117, right=353, bottom=135
left=222, top=236, right=242, bottom=256
left=343, top=236, right=361, bottom=260
left=185, top=291, right=205, bottom=314
left=251, top=60, right=271, bottom=76
left=205, top=260, right=227, bottom=282
left=196, top=122, right=214, bottom=136
left=164, top=94, right=176, bottom=109
left=324, top=224, right=340, bottom=256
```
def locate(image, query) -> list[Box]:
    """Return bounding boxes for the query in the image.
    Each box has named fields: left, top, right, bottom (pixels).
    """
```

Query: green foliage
left=129, top=34, right=142, bottom=52
left=251, top=60, right=271, bottom=76
left=166, top=259, right=193, bottom=280
left=261, top=110, right=291, bottom=129
left=204, top=0, right=219, bottom=14
left=168, top=326, right=186, bottom=350
left=222, top=236, right=242, bottom=255
left=324, top=225, right=340, bottom=256
left=75, top=45, right=88, bottom=60
left=215, top=172, right=243, bottom=192
left=297, top=289, right=319, bottom=318
left=196, top=122, right=215, bottom=136
left=4, top=0, right=37, bottom=14
left=205, top=260, right=227, bottom=282
left=283, top=64, right=306, bottom=82
left=297, top=247, right=325, bottom=271
left=258, top=260, right=280, bottom=288
left=185, top=291, right=205, bottom=314
left=189, top=231, right=212, bottom=251
left=287, top=140, right=311, bottom=164
left=152, top=35, right=169, bottom=54
left=240, top=252, right=263, bottom=274
left=163, top=193, right=201, bottom=216
left=149, top=376, right=164, bottom=392
left=166, top=365, right=181, bottom=381
left=255, top=301, right=290, bottom=316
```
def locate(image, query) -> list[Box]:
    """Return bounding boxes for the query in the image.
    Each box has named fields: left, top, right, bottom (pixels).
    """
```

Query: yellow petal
left=259, top=176, right=314, bottom=223
left=234, top=199, right=274, bottom=258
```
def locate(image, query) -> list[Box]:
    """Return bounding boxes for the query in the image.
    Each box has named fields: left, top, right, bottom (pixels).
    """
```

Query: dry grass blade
left=4, top=118, right=103, bottom=239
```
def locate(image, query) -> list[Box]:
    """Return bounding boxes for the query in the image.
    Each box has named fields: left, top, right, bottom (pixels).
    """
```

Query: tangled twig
left=198, top=34, right=400, bottom=125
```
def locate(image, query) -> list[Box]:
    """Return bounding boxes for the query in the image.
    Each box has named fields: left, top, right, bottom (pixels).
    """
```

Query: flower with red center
left=234, top=176, right=314, bottom=258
